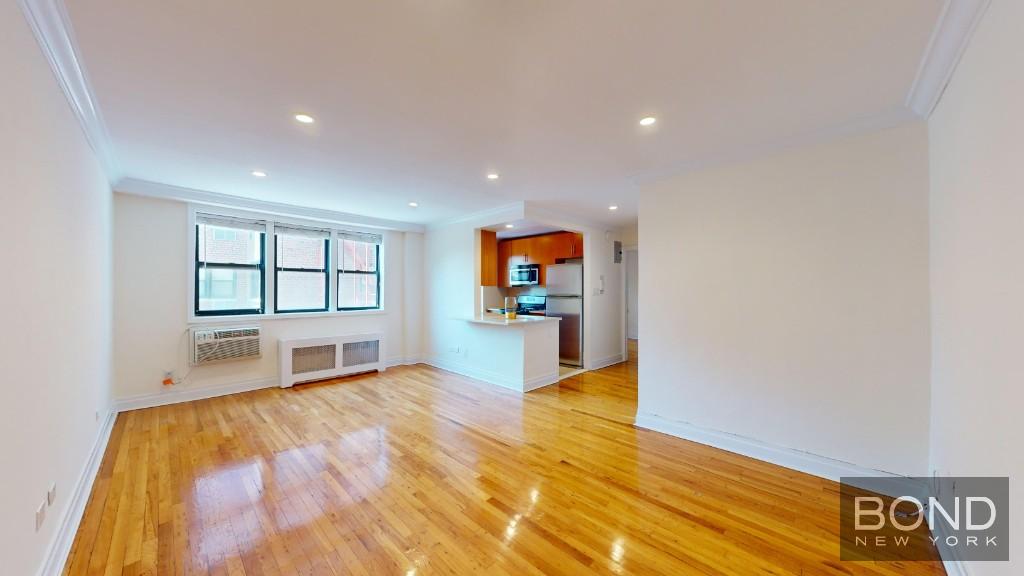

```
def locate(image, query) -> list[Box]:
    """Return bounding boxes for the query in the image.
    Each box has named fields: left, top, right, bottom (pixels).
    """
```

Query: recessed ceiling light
left=408, top=202, right=418, bottom=207
left=505, top=224, right=514, bottom=228
left=609, top=205, right=619, bottom=210
left=639, top=116, right=657, bottom=126
left=294, top=113, right=315, bottom=124
left=251, top=170, right=267, bottom=178
left=487, top=173, right=500, bottom=180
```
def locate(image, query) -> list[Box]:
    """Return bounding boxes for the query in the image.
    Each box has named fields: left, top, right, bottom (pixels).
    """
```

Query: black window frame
left=194, top=224, right=266, bottom=317
left=337, top=242, right=381, bottom=311
left=274, top=233, right=330, bottom=314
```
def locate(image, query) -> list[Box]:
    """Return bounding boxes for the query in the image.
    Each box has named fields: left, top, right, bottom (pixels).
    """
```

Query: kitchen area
left=479, top=226, right=585, bottom=376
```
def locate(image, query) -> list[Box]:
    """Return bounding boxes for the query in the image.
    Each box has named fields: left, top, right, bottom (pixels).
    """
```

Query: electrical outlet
left=47, top=483, right=56, bottom=506
left=35, top=501, right=46, bottom=531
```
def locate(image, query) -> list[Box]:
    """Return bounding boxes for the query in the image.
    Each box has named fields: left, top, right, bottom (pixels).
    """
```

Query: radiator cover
left=278, top=333, right=385, bottom=387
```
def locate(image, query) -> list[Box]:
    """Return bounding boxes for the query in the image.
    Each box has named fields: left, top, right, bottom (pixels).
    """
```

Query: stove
left=516, top=295, right=546, bottom=314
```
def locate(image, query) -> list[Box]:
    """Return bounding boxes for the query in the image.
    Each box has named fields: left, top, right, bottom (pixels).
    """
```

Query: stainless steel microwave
left=509, top=264, right=540, bottom=286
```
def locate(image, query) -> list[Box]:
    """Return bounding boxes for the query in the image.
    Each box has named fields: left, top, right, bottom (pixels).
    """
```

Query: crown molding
left=18, top=0, right=121, bottom=182
left=905, top=0, right=992, bottom=118
left=115, top=178, right=425, bottom=233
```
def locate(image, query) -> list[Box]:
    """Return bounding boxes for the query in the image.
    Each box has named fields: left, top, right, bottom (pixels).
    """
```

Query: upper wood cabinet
left=493, top=231, right=583, bottom=287
left=531, top=234, right=555, bottom=265
left=508, top=238, right=529, bottom=265
left=497, top=240, right=512, bottom=287
left=552, top=232, right=583, bottom=259
left=480, top=230, right=498, bottom=286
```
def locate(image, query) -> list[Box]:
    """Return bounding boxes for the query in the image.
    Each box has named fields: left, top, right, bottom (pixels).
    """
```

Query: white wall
left=625, top=248, right=639, bottom=340
left=112, top=193, right=423, bottom=402
left=928, top=1, right=1022, bottom=572
left=618, top=220, right=638, bottom=248
left=638, top=122, right=932, bottom=476
left=1, top=5, right=113, bottom=575
left=423, top=217, right=534, bottom=386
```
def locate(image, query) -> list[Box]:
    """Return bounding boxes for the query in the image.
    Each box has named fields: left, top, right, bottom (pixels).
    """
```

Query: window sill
left=188, top=309, right=387, bottom=324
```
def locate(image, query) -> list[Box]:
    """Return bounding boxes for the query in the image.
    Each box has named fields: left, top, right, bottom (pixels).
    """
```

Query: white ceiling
left=65, top=0, right=942, bottom=227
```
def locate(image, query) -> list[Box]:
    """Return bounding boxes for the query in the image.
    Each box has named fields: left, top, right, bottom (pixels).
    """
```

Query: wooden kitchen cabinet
left=531, top=234, right=554, bottom=264
left=497, top=240, right=512, bottom=287
left=508, top=238, right=529, bottom=265
left=480, top=229, right=498, bottom=286
left=497, top=232, right=575, bottom=286
left=552, top=232, right=584, bottom=259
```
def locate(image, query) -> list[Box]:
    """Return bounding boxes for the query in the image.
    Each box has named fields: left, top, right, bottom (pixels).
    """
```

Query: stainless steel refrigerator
left=546, top=263, right=583, bottom=367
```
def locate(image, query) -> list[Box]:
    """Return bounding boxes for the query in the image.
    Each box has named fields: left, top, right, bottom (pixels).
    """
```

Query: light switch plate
left=35, top=501, right=46, bottom=531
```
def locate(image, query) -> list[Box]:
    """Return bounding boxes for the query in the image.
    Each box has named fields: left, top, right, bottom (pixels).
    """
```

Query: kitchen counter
left=467, top=313, right=559, bottom=326
left=447, top=312, right=560, bottom=393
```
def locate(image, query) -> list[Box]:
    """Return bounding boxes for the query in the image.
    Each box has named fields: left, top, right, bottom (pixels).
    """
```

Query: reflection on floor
left=557, top=365, right=582, bottom=380
left=63, top=339, right=944, bottom=575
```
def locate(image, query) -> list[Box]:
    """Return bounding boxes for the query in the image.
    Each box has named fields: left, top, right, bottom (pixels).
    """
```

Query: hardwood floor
left=64, top=341, right=944, bottom=575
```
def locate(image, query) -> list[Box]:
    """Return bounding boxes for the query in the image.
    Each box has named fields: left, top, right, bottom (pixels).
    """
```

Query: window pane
left=198, top=267, right=262, bottom=312
left=277, top=271, right=326, bottom=311
left=198, top=224, right=262, bottom=265
left=338, top=273, right=378, bottom=309
left=276, top=235, right=326, bottom=270
left=339, top=240, right=377, bottom=272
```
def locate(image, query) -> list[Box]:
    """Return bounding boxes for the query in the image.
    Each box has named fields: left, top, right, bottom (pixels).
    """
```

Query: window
left=192, top=211, right=383, bottom=317
left=338, top=233, right=381, bottom=310
left=275, top=227, right=329, bottom=313
left=195, top=216, right=265, bottom=315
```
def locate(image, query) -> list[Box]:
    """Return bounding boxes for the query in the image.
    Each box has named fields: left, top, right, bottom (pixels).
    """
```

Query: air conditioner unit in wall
left=191, top=326, right=262, bottom=365
left=278, top=333, right=385, bottom=388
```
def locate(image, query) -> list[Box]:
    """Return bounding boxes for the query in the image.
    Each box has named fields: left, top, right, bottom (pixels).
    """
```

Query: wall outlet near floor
left=162, top=371, right=176, bottom=386
left=47, top=483, right=56, bottom=506
left=35, top=501, right=46, bottom=531
left=449, top=345, right=461, bottom=354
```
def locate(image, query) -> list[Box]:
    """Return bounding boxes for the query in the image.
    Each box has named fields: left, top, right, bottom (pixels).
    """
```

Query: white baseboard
left=36, top=408, right=117, bottom=576
left=424, top=356, right=523, bottom=391
left=634, top=412, right=926, bottom=496
left=523, top=371, right=559, bottom=392
left=385, top=355, right=423, bottom=367
left=588, top=353, right=625, bottom=371
left=932, top=519, right=971, bottom=576
left=113, top=377, right=278, bottom=412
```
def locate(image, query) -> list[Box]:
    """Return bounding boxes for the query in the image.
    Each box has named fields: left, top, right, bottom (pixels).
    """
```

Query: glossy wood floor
left=65, top=341, right=945, bottom=575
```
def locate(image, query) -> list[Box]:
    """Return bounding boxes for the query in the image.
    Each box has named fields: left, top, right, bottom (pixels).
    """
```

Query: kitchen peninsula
left=461, top=312, right=561, bottom=391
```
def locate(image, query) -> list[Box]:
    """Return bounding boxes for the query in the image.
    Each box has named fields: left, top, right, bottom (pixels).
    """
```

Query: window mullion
left=330, top=230, right=339, bottom=311
left=265, top=222, right=274, bottom=315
